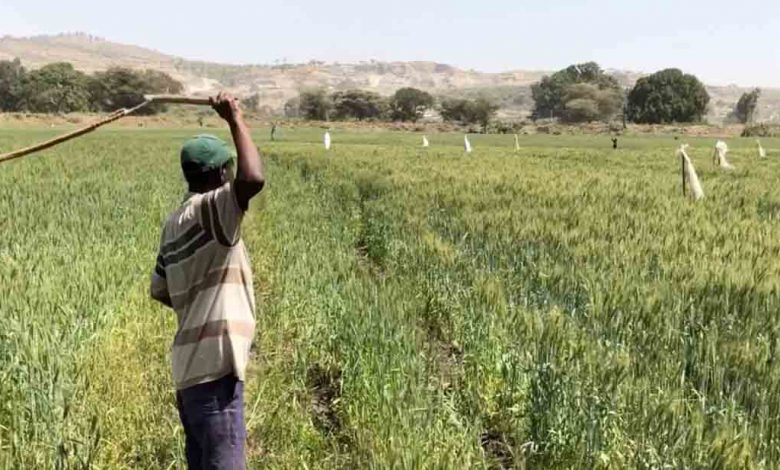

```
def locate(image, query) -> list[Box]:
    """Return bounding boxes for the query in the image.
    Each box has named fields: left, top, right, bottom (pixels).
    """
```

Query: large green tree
left=298, top=89, right=332, bottom=120
left=733, top=88, right=761, bottom=124
left=21, top=62, right=91, bottom=113
left=531, top=62, right=621, bottom=120
left=0, top=58, right=26, bottom=112
left=626, top=69, right=710, bottom=124
left=440, top=97, right=498, bottom=130
left=89, top=67, right=183, bottom=115
left=389, top=87, right=434, bottom=122
left=331, top=89, right=387, bottom=120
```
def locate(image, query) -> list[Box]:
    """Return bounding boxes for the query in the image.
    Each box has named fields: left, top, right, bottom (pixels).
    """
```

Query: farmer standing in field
left=150, top=91, right=264, bottom=469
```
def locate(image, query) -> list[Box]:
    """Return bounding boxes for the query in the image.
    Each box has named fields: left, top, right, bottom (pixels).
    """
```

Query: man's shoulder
left=163, top=198, right=202, bottom=234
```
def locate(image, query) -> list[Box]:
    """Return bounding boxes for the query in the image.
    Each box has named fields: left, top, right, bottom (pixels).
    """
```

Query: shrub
left=741, top=123, right=780, bottom=137
left=626, top=69, right=709, bottom=124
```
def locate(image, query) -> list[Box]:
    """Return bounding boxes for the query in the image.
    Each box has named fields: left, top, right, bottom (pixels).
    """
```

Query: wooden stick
left=145, top=95, right=212, bottom=106
left=0, top=96, right=215, bottom=164
left=0, top=107, right=138, bottom=164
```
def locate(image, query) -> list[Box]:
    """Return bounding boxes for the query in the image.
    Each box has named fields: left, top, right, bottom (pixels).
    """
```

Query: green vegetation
left=297, top=88, right=332, bottom=120
left=89, top=67, right=184, bottom=115
left=439, top=97, right=499, bottom=130
left=21, top=62, right=91, bottom=114
left=0, top=58, right=26, bottom=112
left=389, top=87, right=435, bottom=122
left=531, top=62, right=623, bottom=122
left=295, top=87, right=442, bottom=123
left=0, top=58, right=182, bottom=114
left=742, top=122, right=780, bottom=137
left=332, top=89, right=387, bottom=120
left=732, top=88, right=762, bottom=124
left=1, top=128, right=780, bottom=467
left=627, top=69, right=710, bottom=124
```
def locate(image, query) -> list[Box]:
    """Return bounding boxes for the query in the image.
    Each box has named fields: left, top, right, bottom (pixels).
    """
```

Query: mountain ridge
left=1, top=33, right=778, bottom=122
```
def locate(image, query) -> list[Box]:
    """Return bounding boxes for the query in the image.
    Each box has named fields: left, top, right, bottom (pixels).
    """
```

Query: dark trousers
left=176, top=375, right=246, bottom=469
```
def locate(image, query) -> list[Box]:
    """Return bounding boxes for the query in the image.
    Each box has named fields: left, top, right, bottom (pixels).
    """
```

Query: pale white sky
left=1, top=0, right=779, bottom=87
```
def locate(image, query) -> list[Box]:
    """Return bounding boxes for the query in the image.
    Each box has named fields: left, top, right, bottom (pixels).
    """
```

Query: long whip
left=0, top=95, right=213, bottom=164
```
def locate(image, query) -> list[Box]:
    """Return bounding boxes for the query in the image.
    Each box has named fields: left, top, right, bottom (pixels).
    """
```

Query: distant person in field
left=612, top=137, right=618, bottom=150
left=150, top=91, right=265, bottom=469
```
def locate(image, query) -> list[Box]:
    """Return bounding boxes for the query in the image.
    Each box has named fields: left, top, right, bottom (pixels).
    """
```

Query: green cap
left=180, top=134, right=235, bottom=175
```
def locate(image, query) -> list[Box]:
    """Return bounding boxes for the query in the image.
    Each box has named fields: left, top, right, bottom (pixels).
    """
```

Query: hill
left=1, top=33, right=778, bottom=122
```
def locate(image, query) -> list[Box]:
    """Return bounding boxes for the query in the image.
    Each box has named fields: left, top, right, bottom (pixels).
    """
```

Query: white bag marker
left=713, top=140, right=734, bottom=170
left=679, top=144, right=704, bottom=200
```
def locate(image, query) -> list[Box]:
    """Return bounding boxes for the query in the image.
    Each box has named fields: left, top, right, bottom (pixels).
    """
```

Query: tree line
left=0, top=58, right=183, bottom=114
left=285, top=87, right=500, bottom=129
left=531, top=62, right=760, bottom=125
left=0, top=57, right=762, bottom=126
left=289, top=62, right=760, bottom=127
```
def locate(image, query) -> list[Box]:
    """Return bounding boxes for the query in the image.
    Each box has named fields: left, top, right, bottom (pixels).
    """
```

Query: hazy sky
left=1, top=0, right=779, bottom=87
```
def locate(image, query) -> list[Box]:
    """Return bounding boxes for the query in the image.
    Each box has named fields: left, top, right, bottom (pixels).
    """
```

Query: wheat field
left=1, top=127, right=779, bottom=468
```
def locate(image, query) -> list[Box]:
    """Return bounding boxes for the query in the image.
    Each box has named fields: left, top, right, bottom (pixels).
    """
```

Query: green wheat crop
left=1, top=127, right=779, bottom=468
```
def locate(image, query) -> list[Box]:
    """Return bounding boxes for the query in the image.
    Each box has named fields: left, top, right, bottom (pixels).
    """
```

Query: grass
left=1, top=126, right=779, bottom=468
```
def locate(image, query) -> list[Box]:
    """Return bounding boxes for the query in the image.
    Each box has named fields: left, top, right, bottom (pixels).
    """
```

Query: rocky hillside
left=1, top=33, right=778, bottom=122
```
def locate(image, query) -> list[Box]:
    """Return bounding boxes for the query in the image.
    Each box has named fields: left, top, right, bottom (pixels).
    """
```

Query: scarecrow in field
left=150, top=91, right=265, bottom=469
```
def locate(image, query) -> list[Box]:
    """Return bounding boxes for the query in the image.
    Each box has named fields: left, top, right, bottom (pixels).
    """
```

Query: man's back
left=153, top=182, right=256, bottom=390
left=151, top=93, right=264, bottom=469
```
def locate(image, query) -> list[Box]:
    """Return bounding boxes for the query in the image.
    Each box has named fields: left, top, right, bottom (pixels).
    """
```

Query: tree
left=626, top=69, right=710, bottom=124
left=21, top=62, right=90, bottom=113
left=469, top=97, right=499, bottom=131
left=89, top=67, right=183, bottom=115
left=140, top=70, right=184, bottom=96
left=531, top=62, right=621, bottom=120
left=331, top=89, right=387, bottom=120
left=284, top=96, right=300, bottom=118
left=559, top=83, right=624, bottom=123
left=298, top=89, right=332, bottom=120
left=243, top=93, right=260, bottom=112
left=440, top=97, right=499, bottom=130
left=0, top=58, right=25, bottom=112
left=440, top=98, right=470, bottom=123
left=389, top=87, right=434, bottom=121
left=733, top=88, right=761, bottom=124
left=89, top=67, right=149, bottom=112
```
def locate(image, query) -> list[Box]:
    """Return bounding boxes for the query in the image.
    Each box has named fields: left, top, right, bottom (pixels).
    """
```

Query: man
left=150, top=91, right=265, bottom=469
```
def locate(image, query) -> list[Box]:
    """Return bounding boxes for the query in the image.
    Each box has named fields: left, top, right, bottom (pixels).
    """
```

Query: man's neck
left=188, top=183, right=221, bottom=194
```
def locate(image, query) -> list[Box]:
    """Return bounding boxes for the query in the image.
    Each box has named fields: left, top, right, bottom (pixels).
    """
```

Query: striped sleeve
left=201, top=182, right=244, bottom=247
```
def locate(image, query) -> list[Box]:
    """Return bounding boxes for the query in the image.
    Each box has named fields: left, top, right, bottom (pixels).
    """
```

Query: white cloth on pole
left=714, top=140, right=734, bottom=170
left=679, top=145, right=704, bottom=200
left=757, top=140, right=767, bottom=158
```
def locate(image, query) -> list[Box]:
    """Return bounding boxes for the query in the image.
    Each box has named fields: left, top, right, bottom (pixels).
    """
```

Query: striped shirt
left=150, top=182, right=256, bottom=390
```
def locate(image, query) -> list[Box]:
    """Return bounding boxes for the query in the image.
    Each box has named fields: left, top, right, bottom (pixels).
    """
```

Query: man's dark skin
left=194, top=91, right=265, bottom=209
left=153, top=91, right=264, bottom=309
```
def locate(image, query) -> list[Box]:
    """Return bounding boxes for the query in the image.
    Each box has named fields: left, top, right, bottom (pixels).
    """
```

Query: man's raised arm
left=210, top=92, right=265, bottom=210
